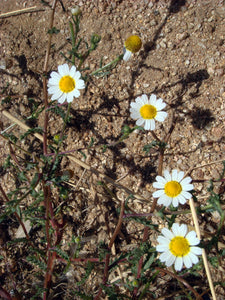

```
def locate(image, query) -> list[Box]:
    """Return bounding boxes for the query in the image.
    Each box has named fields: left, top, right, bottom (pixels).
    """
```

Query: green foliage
left=47, top=27, right=60, bottom=34
left=143, top=140, right=167, bottom=154
left=76, top=261, right=94, bottom=287
left=20, top=127, right=43, bottom=140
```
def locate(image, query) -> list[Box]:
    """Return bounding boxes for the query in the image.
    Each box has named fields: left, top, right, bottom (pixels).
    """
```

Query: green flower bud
left=71, top=6, right=81, bottom=16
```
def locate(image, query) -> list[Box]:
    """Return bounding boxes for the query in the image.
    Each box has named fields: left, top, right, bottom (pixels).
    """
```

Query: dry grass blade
left=1, top=109, right=148, bottom=203
left=189, top=197, right=217, bottom=300
left=0, top=6, right=44, bottom=18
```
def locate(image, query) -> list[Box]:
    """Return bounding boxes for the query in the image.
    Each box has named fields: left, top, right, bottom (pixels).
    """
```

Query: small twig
left=2, top=110, right=43, bottom=141
left=1, top=108, right=148, bottom=203
left=0, top=6, right=44, bottom=18
left=185, top=159, right=225, bottom=177
left=155, top=267, right=203, bottom=299
left=189, top=198, right=217, bottom=300
left=94, top=201, right=125, bottom=300
left=0, top=184, right=30, bottom=241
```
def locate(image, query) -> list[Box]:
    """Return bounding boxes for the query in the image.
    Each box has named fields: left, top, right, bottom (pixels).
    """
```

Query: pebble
left=201, top=134, right=208, bottom=142
left=208, top=67, right=215, bottom=75
left=150, top=19, right=157, bottom=26
left=159, top=41, right=167, bottom=49
left=176, top=32, right=189, bottom=42
left=216, top=68, right=224, bottom=77
left=211, top=127, right=223, bottom=141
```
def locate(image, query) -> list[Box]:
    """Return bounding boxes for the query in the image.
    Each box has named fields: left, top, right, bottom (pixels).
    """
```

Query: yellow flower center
left=140, top=104, right=157, bottom=119
left=125, top=35, right=142, bottom=53
left=59, top=75, right=75, bottom=93
left=169, top=236, right=190, bottom=257
left=164, top=181, right=182, bottom=197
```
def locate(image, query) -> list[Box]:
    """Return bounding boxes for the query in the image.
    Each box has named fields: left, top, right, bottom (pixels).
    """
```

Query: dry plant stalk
left=1, top=109, right=148, bottom=203
left=189, top=197, right=217, bottom=300
left=0, top=6, right=44, bottom=18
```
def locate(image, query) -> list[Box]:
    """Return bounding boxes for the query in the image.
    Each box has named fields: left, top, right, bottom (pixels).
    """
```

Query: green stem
left=69, top=21, right=76, bottom=65
left=90, top=54, right=123, bottom=76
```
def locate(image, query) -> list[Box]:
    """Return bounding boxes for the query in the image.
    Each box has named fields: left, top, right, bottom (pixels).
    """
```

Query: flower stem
left=90, top=54, right=123, bottom=77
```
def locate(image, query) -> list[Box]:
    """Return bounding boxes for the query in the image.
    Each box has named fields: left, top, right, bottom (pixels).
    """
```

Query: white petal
left=123, top=50, right=132, bottom=61
left=183, top=255, right=192, bottom=269
left=155, top=111, right=167, bottom=122
left=172, top=197, right=179, bottom=207
left=171, top=170, right=178, bottom=181
left=177, top=171, right=184, bottom=182
left=63, top=63, right=70, bottom=74
left=161, top=228, right=174, bottom=239
left=48, top=77, right=59, bottom=85
left=150, top=119, right=155, bottom=130
left=73, top=89, right=80, bottom=98
left=186, top=231, right=200, bottom=245
left=156, top=244, right=169, bottom=252
left=74, top=70, right=81, bottom=81
left=188, top=252, right=199, bottom=264
left=50, top=89, right=63, bottom=100
left=136, top=118, right=145, bottom=126
left=58, top=64, right=68, bottom=76
left=181, top=191, right=192, bottom=199
left=50, top=71, right=61, bottom=81
left=144, top=119, right=151, bottom=130
left=155, top=175, right=167, bottom=184
left=75, top=79, right=85, bottom=89
left=171, top=223, right=180, bottom=235
left=152, top=189, right=165, bottom=198
left=175, top=257, right=183, bottom=271
left=165, top=253, right=176, bottom=267
left=180, top=176, right=192, bottom=185
left=182, top=184, right=194, bottom=192
left=190, top=246, right=202, bottom=255
left=141, top=94, right=148, bottom=104
left=172, top=224, right=187, bottom=236
left=130, top=111, right=141, bottom=119
left=135, top=97, right=144, bottom=106
left=66, top=93, right=74, bottom=103
left=158, top=195, right=172, bottom=207
left=69, top=65, right=77, bottom=77
left=149, top=94, right=157, bottom=104
left=153, top=180, right=165, bottom=188
left=164, top=170, right=171, bottom=181
left=157, top=236, right=170, bottom=245
left=58, top=93, right=66, bottom=104
left=176, top=194, right=187, bottom=204
left=48, top=86, right=60, bottom=94
left=179, top=224, right=187, bottom=236
left=159, top=250, right=171, bottom=262
left=155, top=99, right=166, bottom=110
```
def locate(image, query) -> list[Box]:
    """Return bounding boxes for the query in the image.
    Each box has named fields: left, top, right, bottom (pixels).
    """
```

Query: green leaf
left=48, top=27, right=60, bottom=34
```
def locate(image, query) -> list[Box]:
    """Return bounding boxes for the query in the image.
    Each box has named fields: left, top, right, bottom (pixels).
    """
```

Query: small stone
left=167, top=41, right=175, bottom=49
left=185, top=59, right=190, bottom=66
left=176, top=32, right=189, bottom=42
left=201, top=134, right=207, bottom=143
left=150, top=19, right=157, bottom=26
left=159, top=41, right=167, bottom=49
left=211, top=127, right=223, bottom=141
left=216, top=68, right=224, bottom=77
left=207, top=67, right=215, bottom=75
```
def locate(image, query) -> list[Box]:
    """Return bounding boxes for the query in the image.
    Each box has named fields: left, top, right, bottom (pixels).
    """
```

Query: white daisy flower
left=130, top=94, right=167, bottom=130
left=153, top=169, right=194, bottom=207
left=156, top=223, right=202, bottom=271
left=123, top=35, right=142, bottom=61
left=47, top=64, right=85, bottom=104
